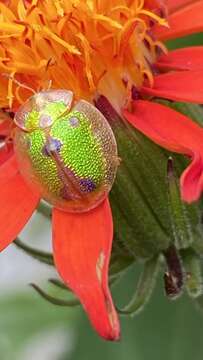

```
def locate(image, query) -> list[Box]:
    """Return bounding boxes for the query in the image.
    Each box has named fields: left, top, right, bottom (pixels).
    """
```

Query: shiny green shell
left=14, top=90, right=118, bottom=212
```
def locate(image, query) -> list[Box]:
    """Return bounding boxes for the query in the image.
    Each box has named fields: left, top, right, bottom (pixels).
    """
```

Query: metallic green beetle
left=14, top=90, right=118, bottom=212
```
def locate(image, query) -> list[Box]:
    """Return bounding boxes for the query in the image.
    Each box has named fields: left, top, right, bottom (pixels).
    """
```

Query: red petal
left=167, top=0, right=197, bottom=13
left=0, top=155, right=40, bottom=251
left=156, top=47, right=203, bottom=71
left=141, top=70, right=203, bottom=103
left=0, top=155, right=18, bottom=182
left=123, top=100, right=203, bottom=202
left=123, top=100, right=201, bottom=154
left=154, top=1, right=203, bottom=40
left=145, top=0, right=167, bottom=13
left=0, top=118, right=12, bottom=137
left=0, top=117, right=14, bottom=165
left=0, top=142, right=13, bottom=166
left=180, top=153, right=203, bottom=203
left=53, top=199, right=120, bottom=341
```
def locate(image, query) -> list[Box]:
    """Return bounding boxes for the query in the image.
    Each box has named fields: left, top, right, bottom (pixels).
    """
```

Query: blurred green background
left=1, top=31, right=203, bottom=360
left=2, top=244, right=203, bottom=360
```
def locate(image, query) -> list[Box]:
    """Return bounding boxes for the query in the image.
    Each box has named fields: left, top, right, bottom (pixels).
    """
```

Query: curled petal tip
left=180, top=154, right=203, bottom=203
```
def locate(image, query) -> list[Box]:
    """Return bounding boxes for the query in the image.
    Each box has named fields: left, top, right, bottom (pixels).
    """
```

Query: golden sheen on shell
left=14, top=90, right=118, bottom=212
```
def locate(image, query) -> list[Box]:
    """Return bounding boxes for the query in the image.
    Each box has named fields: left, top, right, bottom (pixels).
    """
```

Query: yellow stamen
left=7, top=71, right=15, bottom=108
left=15, top=85, right=28, bottom=105
left=0, top=21, right=25, bottom=33
left=0, top=33, right=22, bottom=39
left=138, top=9, right=169, bottom=27
left=39, top=26, right=81, bottom=55
left=76, top=32, right=95, bottom=91
left=154, top=41, right=168, bottom=55
left=17, top=0, right=27, bottom=20
left=93, top=14, right=123, bottom=30
left=110, top=6, right=132, bottom=17
left=136, top=0, right=145, bottom=12
left=141, top=69, right=154, bottom=88
left=52, top=0, right=64, bottom=17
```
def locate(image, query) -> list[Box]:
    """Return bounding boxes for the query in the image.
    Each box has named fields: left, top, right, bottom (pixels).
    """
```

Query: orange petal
left=154, top=1, right=203, bottom=40
left=141, top=70, right=203, bottom=103
left=123, top=100, right=203, bottom=202
left=156, top=47, right=203, bottom=71
left=52, top=199, right=120, bottom=341
left=0, top=155, right=40, bottom=251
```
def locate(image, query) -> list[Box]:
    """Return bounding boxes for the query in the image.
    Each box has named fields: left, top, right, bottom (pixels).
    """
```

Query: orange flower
left=0, top=0, right=203, bottom=341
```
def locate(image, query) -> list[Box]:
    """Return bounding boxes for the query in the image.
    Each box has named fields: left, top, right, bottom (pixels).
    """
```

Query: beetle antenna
left=2, top=73, right=36, bottom=95
left=44, top=79, right=52, bottom=91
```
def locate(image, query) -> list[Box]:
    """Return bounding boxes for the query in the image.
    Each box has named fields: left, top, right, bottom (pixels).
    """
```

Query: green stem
left=14, top=238, right=54, bottom=266
left=37, top=201, right=52, bottom=218
left=117, top=255, right=160, bottom=316
left=167, top=157, right=193, bottom=249
left=30, top=283, right=80, bottom=306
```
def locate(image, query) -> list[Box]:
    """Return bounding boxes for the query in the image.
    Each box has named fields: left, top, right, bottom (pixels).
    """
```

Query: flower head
left=0, top=0, right=203, bottom=341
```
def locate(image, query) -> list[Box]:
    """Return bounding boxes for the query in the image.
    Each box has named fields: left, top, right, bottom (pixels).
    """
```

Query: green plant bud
left=167, top=157, right=193, bottom=249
